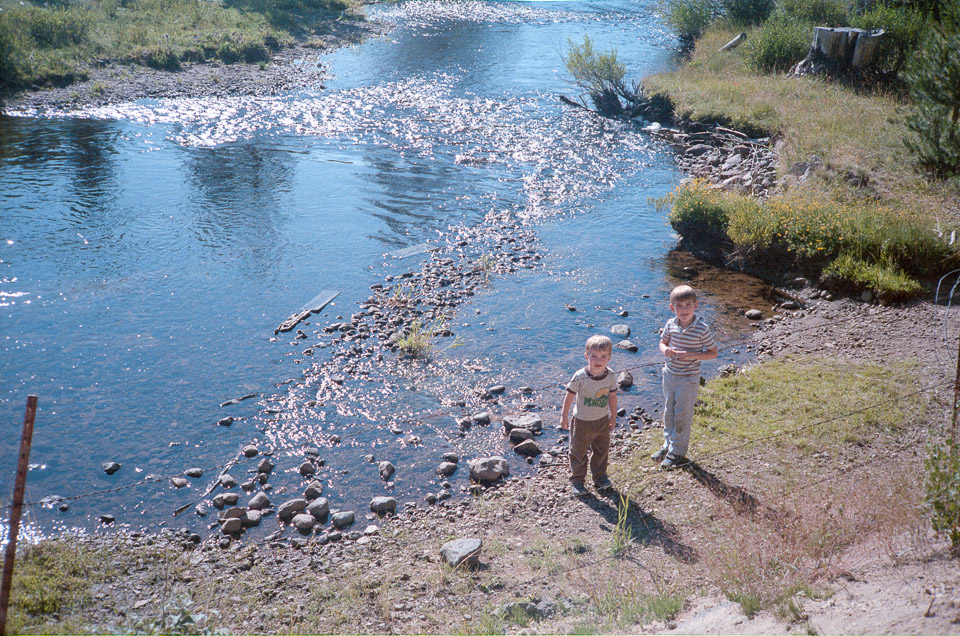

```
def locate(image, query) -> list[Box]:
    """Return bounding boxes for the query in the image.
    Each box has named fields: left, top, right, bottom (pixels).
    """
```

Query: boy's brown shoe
left=571, top=481, right=588, bottom=496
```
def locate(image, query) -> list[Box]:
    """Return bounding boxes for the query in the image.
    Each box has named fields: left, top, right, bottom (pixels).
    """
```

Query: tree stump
left=788, top=27, right=884, bottom=77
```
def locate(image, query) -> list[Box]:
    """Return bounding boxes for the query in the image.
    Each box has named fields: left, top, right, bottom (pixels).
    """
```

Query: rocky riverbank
left=2, top=18, right=387, bottom=113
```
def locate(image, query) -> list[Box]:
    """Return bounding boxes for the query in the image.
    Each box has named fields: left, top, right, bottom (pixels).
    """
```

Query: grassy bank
left=643, top=20, right=960, bottom=299
left=0, top=0, right=361, bottom=92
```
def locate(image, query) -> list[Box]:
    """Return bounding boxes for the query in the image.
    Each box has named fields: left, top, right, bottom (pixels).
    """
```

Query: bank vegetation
left=0, top=0, right=362, bottom=94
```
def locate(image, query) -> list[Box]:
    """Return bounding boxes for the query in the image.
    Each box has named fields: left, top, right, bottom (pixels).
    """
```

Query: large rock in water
left=307, top=497, right=329, bottom=521
left=378, top=461, right=396, bottom=481
left=292, top=513, right=315, bottom=533
left=439, top=538, right=482, bottom=568
left=468, top=456, right=509, bottom=483
left=370, top=497, right=398, bottom=514
left=502, top=413, right=542, bottom=435
left=513, top=440, right=541, bottom=457
left=277, top=498, right=308, bottom=521
left=332, top=511, right=355, bottom=529
left=248, top=492, right=270, bottom=511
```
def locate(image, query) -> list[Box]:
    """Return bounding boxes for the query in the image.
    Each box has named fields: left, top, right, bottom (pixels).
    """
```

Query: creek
left=0, top=0, right=768, bottom=542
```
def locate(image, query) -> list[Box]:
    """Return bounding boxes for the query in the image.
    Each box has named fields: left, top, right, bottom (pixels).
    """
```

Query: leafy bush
left=903, top=14, right=960, bottom=177
left=660, top=0, right=718, bottom=42
left=564, top=35, right=626, bottom=95
left=926, top=438, right=960, bottom=553
left=0, top=16, right=23, bottom=90
left=821, top=253, right=923, bottom=300
left=663, top=179, right=735, bottom=247
left=850, top=1, right=925, bottom=72
left=720, top=0, right=775, bottom=26
left=776, top=0, right=849, bottom=26
left=743, top=13, right=812, bottom=72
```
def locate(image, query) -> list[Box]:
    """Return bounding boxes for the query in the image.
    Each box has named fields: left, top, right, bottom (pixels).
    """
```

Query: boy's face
left=584, top=348, right=611, bottom=374
left=670, top=298, right=698, bottom=324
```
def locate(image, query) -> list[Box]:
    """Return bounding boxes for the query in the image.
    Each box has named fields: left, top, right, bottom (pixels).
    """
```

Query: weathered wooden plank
left=275, top=290, right=340, bottom=334
left=386, top=243, right=439, bottom=259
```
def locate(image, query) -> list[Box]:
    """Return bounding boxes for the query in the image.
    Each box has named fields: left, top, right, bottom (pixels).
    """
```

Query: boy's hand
left=560, top=417, right=569, bottom=430
left=608, top=416, right=616, bottom=431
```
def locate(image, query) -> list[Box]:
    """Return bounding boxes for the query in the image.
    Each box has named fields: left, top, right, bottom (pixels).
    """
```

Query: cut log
left=720, top=32, right=747, bottom=52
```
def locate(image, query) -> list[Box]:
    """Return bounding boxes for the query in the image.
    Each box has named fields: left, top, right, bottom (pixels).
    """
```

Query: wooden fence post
left=0, top=395, right=38, bottom=636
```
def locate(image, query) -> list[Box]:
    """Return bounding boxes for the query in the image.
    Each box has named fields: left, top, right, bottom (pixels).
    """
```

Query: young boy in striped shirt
left=654, top=285, right=717, bottom=469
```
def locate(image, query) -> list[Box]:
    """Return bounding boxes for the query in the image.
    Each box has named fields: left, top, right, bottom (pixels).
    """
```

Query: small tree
left=902, top=18, right=960, bottom=176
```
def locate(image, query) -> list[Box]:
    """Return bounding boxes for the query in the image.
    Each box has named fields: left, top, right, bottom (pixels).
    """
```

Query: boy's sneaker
left=651, top=447, right=668, bottom=462
left=594, top=477, right=613, bottom=491
left=660, top=454, right=688, bottom=470
left=570, top=481, right=588, bottom=496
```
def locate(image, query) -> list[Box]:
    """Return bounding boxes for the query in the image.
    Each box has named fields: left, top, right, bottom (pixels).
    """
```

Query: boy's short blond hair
left=585, top=334, right=613, bottom=353
left=670, top=285, right=698, bottom=304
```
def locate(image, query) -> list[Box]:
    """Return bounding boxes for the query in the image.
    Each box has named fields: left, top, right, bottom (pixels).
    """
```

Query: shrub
left=821, top=253, right=923, bottom=300
left=850, top=1, right=925, bottom=72
left=926, top=437, right=960, bottom=553
left=743, top=13, right=813, bottom=72
left=776, top=0, right=849, bottom=26
left=0, top=16, right=23, bottom=90
left=140, top=47, right=182, bottom=71
left=664, top=179, right=736, bottom=247
left=720, top=0, right=775, bottom=26
left=564, top=35, right=626, bottom=96
left=902, top=15, right=960, bottom=177
left=660, top=0, right=719, bottom=42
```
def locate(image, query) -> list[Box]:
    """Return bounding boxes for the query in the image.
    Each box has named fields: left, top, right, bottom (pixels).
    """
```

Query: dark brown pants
left=569, top=415, right=610, bottom=484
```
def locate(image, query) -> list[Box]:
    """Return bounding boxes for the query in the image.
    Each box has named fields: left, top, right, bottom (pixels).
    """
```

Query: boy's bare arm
left=608, top=391, right=618, bottom=430
left=560, top=391, right=575, bottom=430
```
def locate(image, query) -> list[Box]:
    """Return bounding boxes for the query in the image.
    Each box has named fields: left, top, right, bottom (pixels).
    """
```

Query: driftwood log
left=789, top=27, right=884, bottom=77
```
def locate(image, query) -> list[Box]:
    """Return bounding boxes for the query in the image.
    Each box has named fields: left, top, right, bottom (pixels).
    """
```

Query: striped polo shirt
left=661, top=315, right=716, bottom=376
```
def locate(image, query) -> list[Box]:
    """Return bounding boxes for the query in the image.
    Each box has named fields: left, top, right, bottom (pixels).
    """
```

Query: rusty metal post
left=0, top=395, right=38, bottom=636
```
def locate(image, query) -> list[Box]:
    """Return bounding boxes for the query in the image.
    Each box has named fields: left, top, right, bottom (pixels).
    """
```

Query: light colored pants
left=662, top=369, right=700, bottom=458
left=569, top=415, right=610, bottom=484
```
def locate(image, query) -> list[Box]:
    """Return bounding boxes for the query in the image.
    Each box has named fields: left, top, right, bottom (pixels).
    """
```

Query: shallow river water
left=0, top=0, right=768, bottom=542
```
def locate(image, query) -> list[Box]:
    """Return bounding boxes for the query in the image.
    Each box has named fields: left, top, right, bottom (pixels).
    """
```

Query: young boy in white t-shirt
left=561, top=335, right=619, bottom=495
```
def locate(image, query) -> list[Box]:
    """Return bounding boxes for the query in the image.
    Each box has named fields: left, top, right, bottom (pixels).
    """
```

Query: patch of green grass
left=822, top=253, right=923, bottom=301
left=393, top=318, right=435, bottom=357
left=592, top=579, right=686, bottom=628
left=693, top=357, right=920, bottom=455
